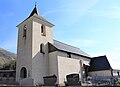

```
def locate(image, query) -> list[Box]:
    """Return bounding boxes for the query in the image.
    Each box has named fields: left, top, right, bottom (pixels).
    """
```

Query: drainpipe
left=79, top=60, right=83, bottom=83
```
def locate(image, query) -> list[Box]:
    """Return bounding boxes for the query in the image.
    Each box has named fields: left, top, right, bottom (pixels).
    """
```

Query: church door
left=20, top=67, right=27, bottom=79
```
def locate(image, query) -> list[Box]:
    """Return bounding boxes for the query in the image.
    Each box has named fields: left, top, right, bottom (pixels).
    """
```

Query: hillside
left=0, top=48, right=16, bottom=68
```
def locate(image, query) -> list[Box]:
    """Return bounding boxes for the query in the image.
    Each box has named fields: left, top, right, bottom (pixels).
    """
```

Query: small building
left=88, top=55, right=113, bottom=77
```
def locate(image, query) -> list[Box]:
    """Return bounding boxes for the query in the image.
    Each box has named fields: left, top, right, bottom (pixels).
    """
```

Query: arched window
left=40, top=43, right=44, bottom=53
left=41, top=24, right=46, bottom=36
left=20, top=67, right=27, bottom=79
left=23, top=25, right=27, bottom=38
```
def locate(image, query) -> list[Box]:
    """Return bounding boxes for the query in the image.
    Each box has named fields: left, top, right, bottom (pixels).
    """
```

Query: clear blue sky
left=0, top=0, right=120, bottom=69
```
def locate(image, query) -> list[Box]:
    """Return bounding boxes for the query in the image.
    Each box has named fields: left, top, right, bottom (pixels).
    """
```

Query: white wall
left=31, top=16, right=54, bottom=85
left=16, top=18, right=32, bottom=82
left=49, top=51, right=59, bottom=84
left=48, top=51, right=91, bottom=85
left=57, top=51, right=91, bottom=66
left=17, top=15, right=54, bottom=85
left=112, top=70, right=120, bottom=76
left=32, top=53, right=47, bottom=85
left=49, top=51, right=58, bottom=75
left=54, top=51, right=91, bottom=85
left=88, top=70, right=112, bottom=77
left=71, top=54, right=90, bottom=63
left=57, top=53, right=81, bottom=85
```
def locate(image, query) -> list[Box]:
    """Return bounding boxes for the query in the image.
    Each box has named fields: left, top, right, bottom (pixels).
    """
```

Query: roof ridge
left=92, top=55, right=106, bottom=58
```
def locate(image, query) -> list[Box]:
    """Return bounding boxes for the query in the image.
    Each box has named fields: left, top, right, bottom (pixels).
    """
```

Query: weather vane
left=35, top=1, right=37, bottom=7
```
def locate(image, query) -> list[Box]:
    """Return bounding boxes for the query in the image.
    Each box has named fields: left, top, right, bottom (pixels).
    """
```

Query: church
left=16, top=5, right=115, bottom=86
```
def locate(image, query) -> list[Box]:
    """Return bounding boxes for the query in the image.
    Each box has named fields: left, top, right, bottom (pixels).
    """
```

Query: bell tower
left=16, top=5, right=54, bottom=85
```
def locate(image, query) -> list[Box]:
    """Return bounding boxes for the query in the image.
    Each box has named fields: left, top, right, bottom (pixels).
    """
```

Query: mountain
left=0, top=48, right=16, bottom=68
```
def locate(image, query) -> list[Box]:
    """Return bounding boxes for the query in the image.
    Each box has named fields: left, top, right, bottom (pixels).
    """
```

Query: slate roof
left=28, top=6, right=54, bottom=26
left=48, top=40, right=91, bottom=59
left=17, top=6, right=54, bottom=27
left=88, top=55, right=112, bottom=72
left=28, top=6, right=39, bottom=18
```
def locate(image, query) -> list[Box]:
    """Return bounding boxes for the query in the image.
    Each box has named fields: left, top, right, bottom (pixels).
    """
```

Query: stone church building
left=16, top=5, right=114, bottom=86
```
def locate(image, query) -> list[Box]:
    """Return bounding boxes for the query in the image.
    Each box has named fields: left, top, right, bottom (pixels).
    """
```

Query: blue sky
left=0, top=0, right=120, bottom=69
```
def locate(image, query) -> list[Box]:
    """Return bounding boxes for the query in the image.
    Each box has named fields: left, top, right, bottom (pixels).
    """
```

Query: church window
left=23, top=25, right=27, bottom=38
left=40, top=43, right=44, bottom=53
left=67, top=53, right=71, bottom=58
left=41, top=24, right=46, bottom=36
left=20, top=67, right=27, bottom=79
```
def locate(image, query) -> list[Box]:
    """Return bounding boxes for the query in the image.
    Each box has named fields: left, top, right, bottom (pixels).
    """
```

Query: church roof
left=28, top=6, right=39, bottom=18
left=28, top=6, right=54, bottom=26
left=48, top=40, right=91, bottom=59
left=17, top=5, right=54, bottom=27
left=88, top=55, right=112, bottom=72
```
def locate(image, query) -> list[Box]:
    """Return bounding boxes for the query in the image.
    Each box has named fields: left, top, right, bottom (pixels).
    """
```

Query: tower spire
left=28, top=3, right=39, bottom=18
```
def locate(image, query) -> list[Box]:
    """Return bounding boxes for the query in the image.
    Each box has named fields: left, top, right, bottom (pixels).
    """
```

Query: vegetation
left=0, top=60, right=16, bottom=70
left=0, top=48, right=16, bottom=70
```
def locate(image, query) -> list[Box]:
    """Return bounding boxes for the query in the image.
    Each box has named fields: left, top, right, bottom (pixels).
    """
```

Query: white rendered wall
left=57, top=52, right=81, bottom=85
left=54, top=51, right=91, bottom=85
left=57, top=51, right=90, bottom=65
left=71, top=54, right=90, bottom=64
left=16, top=18, right=32, bottom=82
left=49, top=51, right=59, bottom=84
left=48, top=51, right=90, bottom=85
left=88, top=70, right=112, bottom=77
left=112, top=70, right=120, bottom=76
left=31, top=16, right=54, bottom=85
left=16, top=15, right=54, bottom=85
